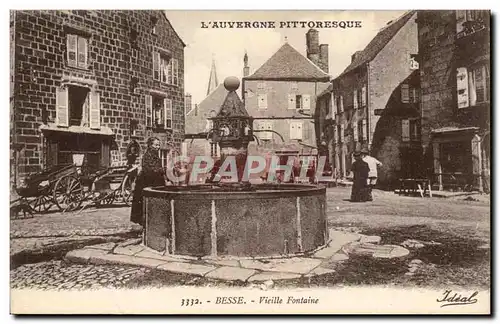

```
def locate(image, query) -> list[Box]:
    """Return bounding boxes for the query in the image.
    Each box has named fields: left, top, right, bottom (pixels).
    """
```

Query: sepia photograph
left=8, top=7, right=491, bottom=315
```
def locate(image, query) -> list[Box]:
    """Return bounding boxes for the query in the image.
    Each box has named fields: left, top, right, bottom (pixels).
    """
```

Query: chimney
left=306, top=29, right=319, bottom=66
left=351, top=51, right=362, bottom=63
left=194, top=104, right=198, bottom=116
left=184, top=93, right=192, bottom=115
left=319, top=44, right=329, bottom=73
left=243, top=51, right=249, bottom=77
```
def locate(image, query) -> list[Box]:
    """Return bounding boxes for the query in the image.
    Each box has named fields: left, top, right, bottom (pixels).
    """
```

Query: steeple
left=207, top=57, right=219, bottom=96
left=243, top=50, right=249, bottom=77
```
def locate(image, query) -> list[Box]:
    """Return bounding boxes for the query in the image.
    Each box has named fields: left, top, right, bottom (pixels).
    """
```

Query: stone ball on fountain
left=224, top=76, right=240, bottom=92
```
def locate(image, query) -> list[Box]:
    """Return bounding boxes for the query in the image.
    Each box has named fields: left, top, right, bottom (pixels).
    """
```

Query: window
left=353, top=90, right=358, bottom=109
left=402, top=118, right=420, bottom=142
left=146, top=95, right=172, bottom=129
left=160, top=150, right=169, bottom=168
left=401, top=84, right=409, bottom=103
left=340, top=124, right=344, bottom=142
left=151, top=17, right=159, bottom=35
left=334, top=125, right=338, bottom=143
left=255, top=121, right=272, bottom=140
left=353, top=122, right=358, bottom=141
left=67, top=34, right=88, bottom=69
left=357, top=120, right=363, bottom=142
left=339, top=95, right=344, bottom=112
left=457, top=65, right=490, bottom=108
left=56, top=85, right=100, bottom=129
left=332, top=94, right=338, bottom=115
left=258, top=94, right=268, bottom=110
left=295, top=95, right=302, bottom=109
left=290, top=121, right=303, bottom=140
left=153, top=51, right=179, bottom=85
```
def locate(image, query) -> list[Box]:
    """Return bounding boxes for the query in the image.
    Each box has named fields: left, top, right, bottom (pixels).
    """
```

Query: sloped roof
left=338, top=11, right=416, bottom=78
left=245, top=43, right=330, bottom=81
left=216, top=91, right=248, bottom=118
left=185, top=84, right=228, bottom=134
left=161, top=11, right=186, bottom=47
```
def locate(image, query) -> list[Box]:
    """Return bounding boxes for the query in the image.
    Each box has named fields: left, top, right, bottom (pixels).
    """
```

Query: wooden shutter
left=340, top=124, right=344, bottom=142
left=145, top=95, right=152, bottom=127
left=332, top=93, right=337, bottom=114
left=353, top=122, right=358, bottom=142
left=67, top=34, right=77, bottom=67
left=288, top=94, right=296, bottom=109
left=303, top=120, right=310, bottom=141
left=340, top=96, right=344, bottom=112
left=401, top=84, right=409, bottom=103
left=77, top=37, right=88, bottom=69
left=456, top=67, right=469, bottom=108
left=265, top=121, right=273, bottom=140
left=153, top=52, right=159, bottom=80
left=258, top=94, right=267, bottom=110
left=362, top=119, right=367, bottom=141
left=353, top=90, right=358, bottom=109
left=290, top=122, right=296, bottom=139
left=361, top=86, right=367, bottom=106
left=89, top=91, right=100, bottom=129
left=297, top=122, right=303, bottom=140
left=334, top=126, right=338, bottom=143
left=164, top=98, right=172, bottom=129
left=173, top=59, right=179, bottom=85
left=56, top=86, right=69, bottom=127
left=302, top=94, right=311, bottom=110
left=402, top=119, right=410, bottom=142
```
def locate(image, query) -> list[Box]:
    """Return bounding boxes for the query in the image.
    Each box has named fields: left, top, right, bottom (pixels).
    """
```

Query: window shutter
left=258, top=94, right=267, bottom=110
left=173, top=59, right=179, bottom=86
left=401, top=84, right=410, bottom=103
left=361, top=86, right=367, bottom=106
left=56, top=86, right=69, bottom=127
left=152, top=52, right=159, bottom=80
left=456, top=67, right=469, bottom=108
left=340, top=124, right=344, bottom=142
left=67, top=34, right=77, bottom=67
left=265, top=121, right=273, bottom=140
left=290, top=122, right=297, bottom=139
left=475, top=66, right=486, bottom=103
left=353, top=122, right=358, bottom=141
left=332, top=93, right=337, bottom=114
left=340, top=96, right=344, bottom=112
left=288, top=94, right=296, bottom=109
left=353, top=90, right=358, bottom=109
left=296, top=122, right=303, bottom=140
left=302, top=94, right=311, bottom=110
left=303, top=120, right=309, bottom=141
left=334, top=126, right=338, bottom=143
left=77, top=37, right=88, bottom=69
left=89, top=91, right=101, bottom=129
left=402, top=119, right=410, bottom=142
left=164, top=98, right=172, bottom=129
left=145, top=95, right=152, bottom=127
left=362, top=119, right=367, bottom=141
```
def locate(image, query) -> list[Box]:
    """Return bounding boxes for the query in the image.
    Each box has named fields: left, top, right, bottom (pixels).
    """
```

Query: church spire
left=207, top=57, right=219, bottom=95
left=243, top=50, right=249, bottom=77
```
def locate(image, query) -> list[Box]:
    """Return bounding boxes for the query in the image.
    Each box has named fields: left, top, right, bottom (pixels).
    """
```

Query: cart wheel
left=53, top=175, right=83, bottom=212
left=121, top=173, right=136, bottom=206
left=30, top=195, right=52, bottom=213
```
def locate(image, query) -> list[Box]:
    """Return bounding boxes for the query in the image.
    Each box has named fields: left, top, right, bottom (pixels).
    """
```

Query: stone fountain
left=143, top=77, right=328, bottom=259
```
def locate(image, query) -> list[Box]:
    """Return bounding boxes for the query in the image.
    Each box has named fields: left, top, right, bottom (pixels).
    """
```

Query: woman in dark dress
left=350, top=151, right=370, bottom=202
left=130, top=137, right=165, bottom=225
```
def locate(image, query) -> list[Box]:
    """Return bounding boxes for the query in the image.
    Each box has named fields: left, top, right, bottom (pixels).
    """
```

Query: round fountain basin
left=143, top=184, right=328, bottom=258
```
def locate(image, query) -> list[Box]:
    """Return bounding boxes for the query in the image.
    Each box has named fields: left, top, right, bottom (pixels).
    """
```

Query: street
left=10, top=188, right=490, bottom=290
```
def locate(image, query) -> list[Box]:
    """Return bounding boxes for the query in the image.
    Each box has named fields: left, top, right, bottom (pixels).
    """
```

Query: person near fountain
left=361, top=148, right=382, bottom=201
left=130, top=137, right=166, bottom=226
left=350, top=151, right=370, bottom=202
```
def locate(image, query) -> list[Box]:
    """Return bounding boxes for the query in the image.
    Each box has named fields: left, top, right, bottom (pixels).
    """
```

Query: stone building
left=10, top=10, right=185, bottom=185
left=243, top=30, right=330, bottom=159
left=418, top=10, right=490, bottom=192
left=316, top=11, right=419, bottom=187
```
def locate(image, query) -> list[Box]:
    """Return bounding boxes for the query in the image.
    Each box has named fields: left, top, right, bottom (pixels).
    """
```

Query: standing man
left=361, top=148, right=382, bottom=201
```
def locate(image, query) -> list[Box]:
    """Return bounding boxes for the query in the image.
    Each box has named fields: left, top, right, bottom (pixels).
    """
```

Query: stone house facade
left=316, top=11, right=420, bottom=187
left=243, top=30, right=330, bottom=161
left=418, top=10, right=490, bottom=192
left=10, top=10, right=185, bottom=185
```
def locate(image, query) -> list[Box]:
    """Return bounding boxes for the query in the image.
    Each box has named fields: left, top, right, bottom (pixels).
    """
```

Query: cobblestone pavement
left=11, top=206, right=139, bottom=239
left=11, top=260, right=151, bottom=290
